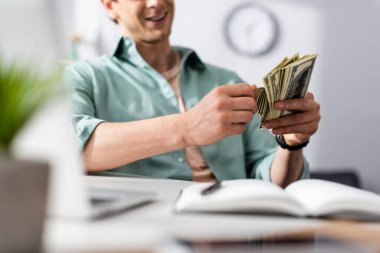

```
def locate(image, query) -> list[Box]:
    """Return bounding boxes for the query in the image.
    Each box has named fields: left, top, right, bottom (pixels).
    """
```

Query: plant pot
left=0, top=158, right=49, bottom=253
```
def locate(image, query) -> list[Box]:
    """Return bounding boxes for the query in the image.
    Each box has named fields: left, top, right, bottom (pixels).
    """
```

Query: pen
left=201, top=181, right=222, bottom=195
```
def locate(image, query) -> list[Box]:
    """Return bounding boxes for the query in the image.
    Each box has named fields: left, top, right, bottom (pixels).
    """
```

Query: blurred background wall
left=54, top=0, right=380, bottom=192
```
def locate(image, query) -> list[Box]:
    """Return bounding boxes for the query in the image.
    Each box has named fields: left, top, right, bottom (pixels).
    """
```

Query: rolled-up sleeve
left=63, top=63, right=105, bottom=150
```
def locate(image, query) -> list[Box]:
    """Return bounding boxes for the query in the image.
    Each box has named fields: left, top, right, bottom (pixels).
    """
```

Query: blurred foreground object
left=0, top=61, right=58, bottom=151
left=0, top=48, right=58, bottom=253
left=0, top=0, right=66, bottom=252
left=0, top=160, right=49, bottom=253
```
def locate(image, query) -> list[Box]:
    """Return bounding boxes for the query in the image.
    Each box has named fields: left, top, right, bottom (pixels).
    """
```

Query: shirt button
left=178, top=157, right=185, bottom=163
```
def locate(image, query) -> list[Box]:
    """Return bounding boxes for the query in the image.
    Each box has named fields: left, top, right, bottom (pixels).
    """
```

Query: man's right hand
left=181, top=83, right=257, bottom=146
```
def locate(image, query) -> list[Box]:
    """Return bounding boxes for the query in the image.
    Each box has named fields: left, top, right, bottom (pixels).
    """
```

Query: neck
left=135, top=39, right=177, bottom=74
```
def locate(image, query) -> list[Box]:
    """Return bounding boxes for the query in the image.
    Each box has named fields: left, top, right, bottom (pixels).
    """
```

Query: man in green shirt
left=65, top=0, right=321, bottom=187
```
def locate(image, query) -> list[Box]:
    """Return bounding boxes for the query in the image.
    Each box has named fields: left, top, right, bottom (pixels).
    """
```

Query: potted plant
left=0, top=58, right=58, bottom=253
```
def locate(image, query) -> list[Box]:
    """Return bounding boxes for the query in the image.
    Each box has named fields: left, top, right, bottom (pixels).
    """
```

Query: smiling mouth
left=145, top=11, right=168, bottom=22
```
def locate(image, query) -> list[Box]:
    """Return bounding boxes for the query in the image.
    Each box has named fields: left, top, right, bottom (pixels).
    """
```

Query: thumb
left=250, top=84, right=257, bottom=98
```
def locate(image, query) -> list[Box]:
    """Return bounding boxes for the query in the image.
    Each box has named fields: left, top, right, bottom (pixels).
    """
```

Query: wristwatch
left=275, top=135, right=309, bottom=151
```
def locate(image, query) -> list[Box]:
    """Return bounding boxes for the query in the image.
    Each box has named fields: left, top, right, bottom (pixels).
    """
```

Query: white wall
left=52, top=0, right=121, bottom=59
left=171, top=0, right=380, bottom=192
left=0, top=0, right=58, bottom=66
left=54, top=0, right=380, bottom=192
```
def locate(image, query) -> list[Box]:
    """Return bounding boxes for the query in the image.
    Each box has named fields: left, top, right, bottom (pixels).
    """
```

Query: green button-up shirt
left=64, top=37, right=309, bottom=181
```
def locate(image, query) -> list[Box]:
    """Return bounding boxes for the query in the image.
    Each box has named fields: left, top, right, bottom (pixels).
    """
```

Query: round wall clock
left=224, top=2, right=280, bottom=57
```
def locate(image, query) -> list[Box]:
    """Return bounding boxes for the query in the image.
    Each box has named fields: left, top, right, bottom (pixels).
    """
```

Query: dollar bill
left=279, top=55, right=317, bottom=117
left=254, top=53, right=317, bottom=128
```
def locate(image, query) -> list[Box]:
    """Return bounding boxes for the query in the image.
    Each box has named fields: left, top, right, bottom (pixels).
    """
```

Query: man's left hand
left=263, top=92, right=321, bottom=146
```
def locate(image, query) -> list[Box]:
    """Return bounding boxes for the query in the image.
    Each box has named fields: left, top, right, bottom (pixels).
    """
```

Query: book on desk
left=173, top=179, right=380, bottom=221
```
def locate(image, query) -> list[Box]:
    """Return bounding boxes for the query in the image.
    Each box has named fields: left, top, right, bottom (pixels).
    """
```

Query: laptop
left=4, top=0, right=155, bottom=220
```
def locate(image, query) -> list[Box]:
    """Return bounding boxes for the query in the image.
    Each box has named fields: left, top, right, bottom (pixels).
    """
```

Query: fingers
left=264, top=111, right=319, bottom=129
left=218, top=83, right=254, bottom=98
left=274, top=92, right=318, bottom=112
left=264, top=92, right=321, bottom=141
left=185, top=83, right=259, bottom=146
left=271, top=121, right=319, bottom=136
left=212, top=84, right=258, bottom=112
left=228, top=111, right=254, bottom=124
left=230, top=96, right=257, bottom=112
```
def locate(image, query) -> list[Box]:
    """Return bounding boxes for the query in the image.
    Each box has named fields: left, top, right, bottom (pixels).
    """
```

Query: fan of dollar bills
left=255, top=53, right=318, bottom=128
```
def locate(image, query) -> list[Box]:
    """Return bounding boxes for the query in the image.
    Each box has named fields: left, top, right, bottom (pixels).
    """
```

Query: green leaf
left=0, top=57, right=59, bottom=152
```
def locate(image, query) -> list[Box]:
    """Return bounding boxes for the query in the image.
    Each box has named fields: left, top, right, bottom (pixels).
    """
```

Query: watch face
left=224, top=2, right=279, bottom=57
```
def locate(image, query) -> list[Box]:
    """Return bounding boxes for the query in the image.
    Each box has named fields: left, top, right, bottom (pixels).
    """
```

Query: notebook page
left=174, top=179, right=307, bottom=216
left=285, top=179, right=380, bottom=217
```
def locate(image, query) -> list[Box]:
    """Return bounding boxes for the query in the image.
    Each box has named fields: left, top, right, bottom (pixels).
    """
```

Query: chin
left=143, top=31, right=171, bottom=44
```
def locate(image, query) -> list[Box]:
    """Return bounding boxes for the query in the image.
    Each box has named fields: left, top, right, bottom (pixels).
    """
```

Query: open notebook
left=174, top=179, right=380, bottom=220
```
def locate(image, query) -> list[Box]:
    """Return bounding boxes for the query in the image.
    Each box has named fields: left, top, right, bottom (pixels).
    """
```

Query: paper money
left=255, top=53, right=317, bottom=128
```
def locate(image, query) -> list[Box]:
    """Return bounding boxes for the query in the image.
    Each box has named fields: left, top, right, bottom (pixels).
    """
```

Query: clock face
left=224, top=2, right=279, bottom=57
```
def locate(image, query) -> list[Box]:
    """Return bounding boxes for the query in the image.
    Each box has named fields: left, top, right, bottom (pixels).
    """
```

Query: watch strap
left=275, top=135, right=309, bottom=151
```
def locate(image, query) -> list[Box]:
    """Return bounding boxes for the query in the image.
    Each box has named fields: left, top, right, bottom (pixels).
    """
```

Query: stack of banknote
left=255, top=53, right=318, bottom=128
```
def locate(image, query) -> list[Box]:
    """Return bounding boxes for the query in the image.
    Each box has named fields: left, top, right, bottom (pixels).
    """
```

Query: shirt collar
left=113, top=37, right=206, bottom=71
